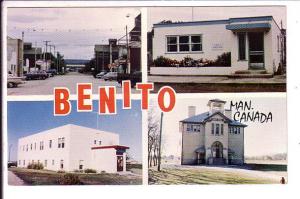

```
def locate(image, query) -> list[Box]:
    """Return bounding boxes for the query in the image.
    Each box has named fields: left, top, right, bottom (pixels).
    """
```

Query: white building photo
left=151, top=16, right=285, bottom=76
left=180, top=99, right=247, bottom=165
left=17, top=124, right=129, bottom=173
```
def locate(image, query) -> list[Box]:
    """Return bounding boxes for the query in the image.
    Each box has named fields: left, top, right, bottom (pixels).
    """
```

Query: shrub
left=58, top=173, right=81, bottom=185
left=213, top=52, right=231, bottom=66
left=57, top=170, right=66, bottom=173
left=27, top=162, right=44, bottom=170
left=84, top=168, right=97, bottom=173
left=100, top=170, right=106, bottom=174
left=73, top=169, right=83, bottom=173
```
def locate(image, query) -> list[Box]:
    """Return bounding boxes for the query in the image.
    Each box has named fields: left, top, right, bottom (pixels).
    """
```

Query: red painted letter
left=54, top=88, right=71, bottom=115
left=122, top=80, right=131, bottom=109
left=158, top=86, right=176, bottom=112
left=136, top=83, right=154, bottom=110
left=77, top=83, right=92, bottom=111
left=99, top=86, right=116, bottom=114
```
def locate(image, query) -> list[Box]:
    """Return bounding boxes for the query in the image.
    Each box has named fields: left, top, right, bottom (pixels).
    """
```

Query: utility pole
left=34, top=41, right=37, bottom=71
left=126, top=25, right=130, bottom=74
left=57, top=52, right=59, bottom=73
left=157, top=112, right=164, bottom=172
left=43, top=40, right=51, bottom=70
left=49, top=45, right=56, bottom=70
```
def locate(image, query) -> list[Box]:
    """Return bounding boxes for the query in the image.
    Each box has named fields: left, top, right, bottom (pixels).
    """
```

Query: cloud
left=8, top=14, right=58, bottom=23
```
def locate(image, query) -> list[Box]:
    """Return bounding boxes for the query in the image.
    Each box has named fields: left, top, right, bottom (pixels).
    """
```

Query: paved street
left=8, top=72, right=139, bottom=95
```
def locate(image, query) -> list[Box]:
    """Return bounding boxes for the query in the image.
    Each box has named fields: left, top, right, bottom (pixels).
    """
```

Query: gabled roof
left=180, top=111, right=247, bottom=127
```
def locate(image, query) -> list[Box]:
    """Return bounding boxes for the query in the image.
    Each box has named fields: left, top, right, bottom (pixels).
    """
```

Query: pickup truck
left=117, top=71, right=142, bottom=88
left=7, top=75, right=25, bottom=88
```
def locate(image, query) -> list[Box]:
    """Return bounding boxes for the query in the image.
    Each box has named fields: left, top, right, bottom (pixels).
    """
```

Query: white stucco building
left=151, top=16, right=285, bottom=76
left=180, top=99, right=247, bottom=165
left=7, top=36, right=23, bottom=76
left=17, top=124, right=129, bottom=173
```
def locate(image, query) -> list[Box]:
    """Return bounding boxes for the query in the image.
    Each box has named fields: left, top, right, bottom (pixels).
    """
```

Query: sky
left=148, top=6, right=286, bottom=31
left=150, top=95, right=287, bottom=158
left=7, top=100, right=142, bottom=162
left=7, top=8, right=141, bottom=59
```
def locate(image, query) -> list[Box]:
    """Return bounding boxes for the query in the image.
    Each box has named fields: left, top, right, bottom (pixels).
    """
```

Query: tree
left=148, top=108, right=160, bottom=167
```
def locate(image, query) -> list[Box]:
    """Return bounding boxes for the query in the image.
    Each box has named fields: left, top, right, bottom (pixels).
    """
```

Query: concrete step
left=229, top=73, right=273, bottom=78
left=234, top=70, right=268, bottom=74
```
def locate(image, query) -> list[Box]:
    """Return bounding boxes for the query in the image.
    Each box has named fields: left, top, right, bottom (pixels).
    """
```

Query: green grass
left=148, top=167, right=278, bottom=185
left=9, top=167, right=142, bottom=185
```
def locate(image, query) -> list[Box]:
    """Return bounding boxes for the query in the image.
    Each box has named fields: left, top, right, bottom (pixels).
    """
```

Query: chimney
left=224, top=109, right=232, bottom=119
left=188, top=106, right=196, bottom=117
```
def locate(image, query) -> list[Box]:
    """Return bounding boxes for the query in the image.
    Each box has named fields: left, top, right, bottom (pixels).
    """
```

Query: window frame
left=238, top=32, right=246, bottom=61
left=166, top=34, right=203, bottom=53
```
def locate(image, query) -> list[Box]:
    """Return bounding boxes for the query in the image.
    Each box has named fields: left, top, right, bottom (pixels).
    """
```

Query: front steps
left=229, top=70, right=273, bottom=78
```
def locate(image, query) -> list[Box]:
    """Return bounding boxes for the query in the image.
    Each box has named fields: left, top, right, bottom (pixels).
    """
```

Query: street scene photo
left=7, top=7, right=141, bottom=95
left=147, top=6, right=286, bottom=93
left=148, top=96, right=287, bottom=184
left=7, top=100, right=142, bottom=185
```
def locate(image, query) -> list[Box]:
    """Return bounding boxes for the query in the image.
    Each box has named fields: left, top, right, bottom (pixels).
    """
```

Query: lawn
left=9, top=167, right=142, bottom=185
left=148, top=166, right=279, bottom=185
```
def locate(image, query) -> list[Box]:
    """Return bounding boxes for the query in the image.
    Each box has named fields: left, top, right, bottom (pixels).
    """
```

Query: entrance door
left=117, top=156, right=124, bottom=172
left=248, top=32, right=265, bottom=69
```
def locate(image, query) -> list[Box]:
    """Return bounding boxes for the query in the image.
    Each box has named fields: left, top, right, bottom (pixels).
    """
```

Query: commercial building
left=65, top=59, right=89, bottom=72
left=17, top=124, right=129, bottom=173
left=180, top=99, right=247, bottom=165
left=151, top=16, right=286, bottom=76
left=7, top=36, right=23, bottom=76
left=23, top=42, right=43, bottom=72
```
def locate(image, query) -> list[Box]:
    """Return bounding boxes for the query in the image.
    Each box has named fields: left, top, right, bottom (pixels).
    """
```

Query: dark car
left=25, top=71, right=48, bottom=80
left=117, top=71, right=142, bottom=87
left=46, top=69, right=57, bottom=77
left=103, top=72, right=118, bottom=81
left=8, top=161, right=17, bottom=168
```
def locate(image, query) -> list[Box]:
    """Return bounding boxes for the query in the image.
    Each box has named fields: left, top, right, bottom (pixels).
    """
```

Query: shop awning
left=226, top=23, right=271, bottom=31
left=91, top=145, right=129, bottom=150
left=195, top=146, right=206, bottom=153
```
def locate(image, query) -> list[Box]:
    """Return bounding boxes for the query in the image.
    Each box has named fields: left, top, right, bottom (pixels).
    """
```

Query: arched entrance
left=211, top=141, right=223, bottom=159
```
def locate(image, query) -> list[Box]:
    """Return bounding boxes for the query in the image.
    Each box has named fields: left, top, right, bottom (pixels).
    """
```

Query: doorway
left=117, top=156, right=124, bottom=172
left=248, top=32, right=265, bottom=69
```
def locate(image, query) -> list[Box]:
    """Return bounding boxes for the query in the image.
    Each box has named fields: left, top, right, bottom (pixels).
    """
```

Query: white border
left=2, top=1, right=300, bottom=199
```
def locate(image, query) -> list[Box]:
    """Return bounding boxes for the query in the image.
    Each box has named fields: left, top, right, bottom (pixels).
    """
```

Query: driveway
left=8, top=170, right=26, bottom=185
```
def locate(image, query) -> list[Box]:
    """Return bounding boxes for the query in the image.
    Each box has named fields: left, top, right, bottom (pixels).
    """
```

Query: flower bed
left=153, top=52, right=231, bottom=68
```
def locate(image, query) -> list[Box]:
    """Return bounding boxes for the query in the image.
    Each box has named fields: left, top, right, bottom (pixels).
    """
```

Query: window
left=221, top=124, right=224, bottom=135
left=192, top=125, right=200, bottom=132
left=60, top=160, right=64, bottom=169
left=238, top=127, right=241, bottom=134
left=44, top=160, right=47, bottom=167
left=187, top=124, right=192, bottom=131
left=191, top=35, right=202, bottom=51
left=166, top=35, right=202, bottom=53
left=216, top=124, right=220, bottom=135
left=30, top=144, right=32, bottom=150
left=26, top=144, right=28, bottom=151
left=234, top=127, right=238, bottom=134
left=40, top=141, right=44, bottom=150
left=34, top=143, right=36, bottom=150
left=23, top=160, right=25, bottom=166
left=94, top=140, right=97, bottom=145
left=58, top=138, right=61, bottom=148
left=179, top=36, right=190, bottom=52
left=79, top=160, right=84, bottom=170
left=99, top=141, right=102, bottom=145
left=211, top=123, right=215, bottom=134
left=61, top=137, right=65, bottom=148
left=19, top=160, right=21, bottom=165
left=52, top=160, right=55, bottom=165
left=49, top=140, right=52, bottom=148
left=238, top=32, right=246, bottom=60
left=167, top=36, right=177, bottom=52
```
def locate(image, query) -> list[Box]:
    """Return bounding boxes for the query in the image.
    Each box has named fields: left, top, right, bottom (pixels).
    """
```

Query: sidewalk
left=8, top=171, right=26, bottom=186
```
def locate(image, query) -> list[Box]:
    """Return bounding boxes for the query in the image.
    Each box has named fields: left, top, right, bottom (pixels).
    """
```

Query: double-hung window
left=166, top=35, right=202, bottom=53
left=167, top=36, right=177, bottom=52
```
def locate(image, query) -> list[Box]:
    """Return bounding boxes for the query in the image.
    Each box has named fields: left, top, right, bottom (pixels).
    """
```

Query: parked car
left=8, top=161, right=17, bottom=168
left=25, top=71, right=48, bottom=80
left=46, top=69, right=57, bottom=76
left=117, top=71, right=142, bottom=87
left=103, top=72, right=118, bottom=81
left=96, top=71, right=108, bottom=79
left=7, top=74, right=25, bottom=88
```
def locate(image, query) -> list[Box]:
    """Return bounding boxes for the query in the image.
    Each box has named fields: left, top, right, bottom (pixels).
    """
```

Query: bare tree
left=148, top=108, right=160, bottom=167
